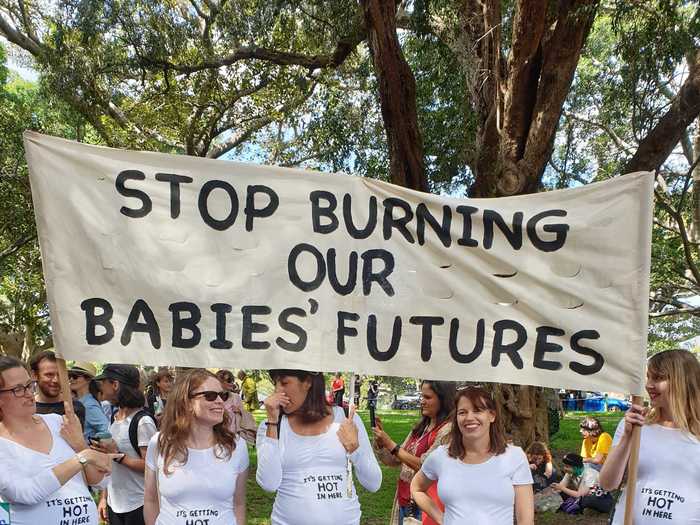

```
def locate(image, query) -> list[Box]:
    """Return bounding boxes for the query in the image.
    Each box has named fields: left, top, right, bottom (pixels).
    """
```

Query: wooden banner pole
left=623, top=394, right=643, bottom=525
left=56, top=357, right=75, bottom=416
left=346, top=374, right=356, bottom=498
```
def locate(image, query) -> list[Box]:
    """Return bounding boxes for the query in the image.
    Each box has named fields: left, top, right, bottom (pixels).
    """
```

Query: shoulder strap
left=129, top=409, right=156, bottom=457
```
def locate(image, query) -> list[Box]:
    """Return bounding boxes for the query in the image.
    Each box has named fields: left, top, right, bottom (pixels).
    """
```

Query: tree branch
left=0, top=234, right=36, bottom=264
left=649, top=306, right=700, bottom=318
left=563, top=111, right=635, bottom=154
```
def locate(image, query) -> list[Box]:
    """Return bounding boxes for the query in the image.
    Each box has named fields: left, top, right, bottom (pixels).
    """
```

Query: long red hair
left=158, top=369, right=236, bottom=475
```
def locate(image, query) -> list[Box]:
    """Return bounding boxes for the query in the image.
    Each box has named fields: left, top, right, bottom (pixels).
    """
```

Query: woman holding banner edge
left=411, top=385, right=534, bottom=525
left=256, top=369, right=381, bottom=525
left=599, top=348, right=700, bottom=524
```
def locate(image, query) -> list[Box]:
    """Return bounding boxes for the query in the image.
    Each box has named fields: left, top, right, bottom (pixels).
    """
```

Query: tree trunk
left=362, top=0, right=427, bottom=192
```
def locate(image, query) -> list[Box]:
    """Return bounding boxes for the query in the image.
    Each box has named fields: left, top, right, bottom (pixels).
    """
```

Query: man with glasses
left=69, top=362, right=110, bottom=441
left=29, top=350, right=86, bottom=429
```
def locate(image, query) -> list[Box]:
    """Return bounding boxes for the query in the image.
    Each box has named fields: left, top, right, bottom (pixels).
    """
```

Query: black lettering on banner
left=382, top=197, right=415, bottom=243
left=409, top=316, right=445, bottom=361
left=337, top=311, right=360, bottom=355
left=327, top=248, right=358, bottom=295
left=483, top=210, right=523, bottom=250
left=526, top=210, right=569, bottom=252
left=455, top=205, right=479, bottom=247
left=154, top=172, right=193, bottom=219
left=169, top=302, right=202, bottom=348
left=361, top=249, right=395, bottom=296
left=210, top=303, right=233, bottom=349
left=343, top=194, right=377, bottom=239
left=310, top=190, right=339, bottom=234
left=276, top=307, right=307, bottom=352
left=448, top=318, right=485, bottom=364
left=416, top=204, right=452, bottom=247
left=533, top=326, right=565, bottom=371
left=245, top=185, right=279, bottom=232
left=491, top=319, right=526, bottom=369
left=241, top=305, right=271, bottom=350
left=569, top=330, right=604, bottom=375
left=367, top=314, right=401, bottom=361
left=288, top=243, right=326, bottom=291
left=198, top=180, right=239, bottom=230
left=120, top=299, right=161, bottom=349
left=81, top=298, right=115, bottom=344
left=116, top=170, right=152, bottom=218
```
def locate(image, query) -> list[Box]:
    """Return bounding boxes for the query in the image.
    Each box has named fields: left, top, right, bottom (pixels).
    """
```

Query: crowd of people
left=0, top=348, right=699, bottom=525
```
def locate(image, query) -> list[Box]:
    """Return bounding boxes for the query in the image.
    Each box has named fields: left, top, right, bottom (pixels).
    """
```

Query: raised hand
left=337, top=406, right=359, bottom=454
left=60, top=401, right=87, bottom=452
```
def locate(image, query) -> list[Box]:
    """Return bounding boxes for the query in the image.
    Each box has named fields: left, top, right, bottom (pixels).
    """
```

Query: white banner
left=24, top=132, right=653, bottom=393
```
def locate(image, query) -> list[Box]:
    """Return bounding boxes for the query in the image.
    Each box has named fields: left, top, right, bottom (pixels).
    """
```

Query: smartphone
left=369, top=405, right=376, bottom=428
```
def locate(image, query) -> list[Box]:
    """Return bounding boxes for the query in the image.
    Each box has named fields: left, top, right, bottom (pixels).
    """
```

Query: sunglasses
left=68, top=373, right=89, bottom=380
left=0, top=380, right=38, bottom=398
left=190, top=390, right=230, bottom=402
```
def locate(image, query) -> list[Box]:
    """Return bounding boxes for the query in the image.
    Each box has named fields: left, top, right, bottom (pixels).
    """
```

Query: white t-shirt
left=256, top=406, right=382, bottom=525
left=0, top=414, right=98, bottom=525
left=611, top=420, right=700, bottom=524
left=420, top=444, right=533, bottom=525
left=107, top=411, right=158, bottom=513
left=145, top=432, right=249, bottom=525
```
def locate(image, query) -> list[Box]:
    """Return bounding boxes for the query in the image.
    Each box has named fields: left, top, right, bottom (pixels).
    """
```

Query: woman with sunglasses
left=143, top=369, right=249, bottom=525
left=0, top=355, right=115, bottom=525
left=256, top=369, right=382, bottom=525
left=411, top=386, right=534, bottom=525
left=600, top=349, right=700, bottom=524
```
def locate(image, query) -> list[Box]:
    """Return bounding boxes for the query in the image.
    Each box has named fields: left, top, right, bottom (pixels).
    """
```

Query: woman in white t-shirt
left=143, top=369, right=249, bottom=525
left=256, top=369, right=382, bottom=525
left=91, top=366, right=158, bottom=525
left=411, top=386, right=534, bottom=525
left=600, top=349, right=700, bottom=524
left=0, top=355, right=115, bottom=525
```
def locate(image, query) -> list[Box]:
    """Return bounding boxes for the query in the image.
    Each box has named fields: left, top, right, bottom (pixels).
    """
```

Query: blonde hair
left=158, top=369, right=235, bottom=475
left=646, top=349, right=700, bottom=439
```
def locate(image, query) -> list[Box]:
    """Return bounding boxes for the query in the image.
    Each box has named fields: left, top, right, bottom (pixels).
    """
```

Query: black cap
left=562, top=453, right=584, bottom=469
left=94, top=364, right=140, bottom=388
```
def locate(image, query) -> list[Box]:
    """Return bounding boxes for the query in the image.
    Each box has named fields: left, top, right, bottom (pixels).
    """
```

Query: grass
left=245, top=409, right=624, bottom=524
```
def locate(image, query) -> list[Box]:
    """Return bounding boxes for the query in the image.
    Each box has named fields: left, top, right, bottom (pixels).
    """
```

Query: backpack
left=128, top=409, right=157, bottom=457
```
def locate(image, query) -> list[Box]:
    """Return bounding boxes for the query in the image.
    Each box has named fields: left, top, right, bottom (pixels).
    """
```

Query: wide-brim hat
left=70, top=361, right=97, bottom=378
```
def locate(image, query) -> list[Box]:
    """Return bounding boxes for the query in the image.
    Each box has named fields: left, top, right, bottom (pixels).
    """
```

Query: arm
left=544, top=462, right=554, bottom=478
left=553, top=477, right=590, bottom=498
left=256, top=422, right=283, bottom=492
left=411, top=471, right=443, bottom=524
left=233, top=468, right=248, bottom=525
left=0, top=449, right=111, bottom=505
left=347, top=412, right=382, bottom=492
left=143, top=465, right=159, bottom=525
left=372, top=420, right=415, bottom=469
left=97, top=489, right=109, bottom=524
left=121, top=448, right=148, bottom=473
left=514, top=484, right=535, bottom=525
left=599, top=406, right=645, bottom=491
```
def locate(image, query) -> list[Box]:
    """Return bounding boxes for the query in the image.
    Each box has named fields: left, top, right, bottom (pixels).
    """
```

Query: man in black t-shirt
left=30, top=350, right=86, bottom=428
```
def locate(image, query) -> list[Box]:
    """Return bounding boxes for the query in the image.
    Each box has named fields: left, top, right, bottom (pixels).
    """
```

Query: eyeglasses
left=190, top=390, right=230, bottom=402
left=0, top=380, right=38, bottom=398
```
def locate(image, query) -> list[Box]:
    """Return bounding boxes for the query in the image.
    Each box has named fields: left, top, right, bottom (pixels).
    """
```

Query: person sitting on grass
left=552, top=453, right=613, bottom=514
left=579, top=416, right=612, bottom=471
left=526, top=441, right=558, bottom=492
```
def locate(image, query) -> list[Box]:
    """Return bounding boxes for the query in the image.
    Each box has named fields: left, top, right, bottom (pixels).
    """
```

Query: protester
left=374, top=380, right=455, bottom=525
left=331, top=372, right=345, bottom=407
left=143, top=369, right=249, bottom=525
left=367, top=379, right=379, bottom=410
left=216, top=369, right=257, bottom=445
left=0, top=355, right=115, bottom=525
left=600, top=349, right=700, bottom=524
left=92, top=363, right=157, bottom=525
left=146, top=368, right=174, bottom=421
left=552, top=453, right=613, bottom=514
left=69, top=361, right=110, bottom=441
left=30, top=350, right=86, bottom=427
left=411, top=386, right=534, bottom=525
left=256, top=369, right=381, bottom=525
left=526, top=441, right=558, bottom=492
left=353, top=374, right=362, bottom=406
left=238, top=370, right=259, bottom=412
left=579, top=416, right=612, bottom=471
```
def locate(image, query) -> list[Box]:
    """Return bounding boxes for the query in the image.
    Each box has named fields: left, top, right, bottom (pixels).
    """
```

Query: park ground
left=243, top=409, right=623, bottom=525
